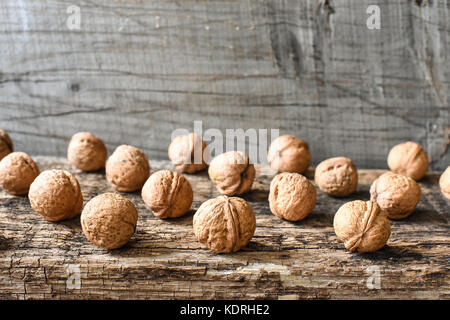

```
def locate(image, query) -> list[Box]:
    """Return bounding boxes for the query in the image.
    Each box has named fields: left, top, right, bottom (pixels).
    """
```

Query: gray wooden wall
left=0, top=0, right=448, bottom=170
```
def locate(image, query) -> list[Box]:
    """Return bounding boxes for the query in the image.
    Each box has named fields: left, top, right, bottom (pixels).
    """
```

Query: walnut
left=67, top=132, right=107, bottom=172
left=0, top=129, right=13, bottom=161
left=168, top=133, right=209, bottom=173
left=208, top=151, right=255, bottom=196
left=440, top=166, right=450, bottom=200
left=314, top=157, right=358, bottom=197
left=142, top=170, right=193, bottom=219
left=0, top=152, right=40, bottom=195
left=81, top=193, right=138, bottom=249
left=334, top=200, right=391, bottom=253
left=106, top=145, right=150, bottom=192
left=29, top=170, right=83, bottom=222
left=267, top=135, right=311, bottom=174
left=193, top=195, right=256, bottom=253
left=268, top=172, right=316, bottom=221
left=370, top=172, right=421, bottom=220
left=387, top=141, right=429, bottom=180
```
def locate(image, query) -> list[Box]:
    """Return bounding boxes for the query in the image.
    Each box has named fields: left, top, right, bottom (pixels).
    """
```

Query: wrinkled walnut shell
left=208, top=151, right=255, bottom=196
left=81, top=193, right=138, bottom=249
left=370, top=171, right=421, bottom=220
left=440, top=166, right=450, bottom=200
left=267, top=135, right=311, bottom=174
left=334, top=200, right=391, bottom=253
left=168, top=133, right=209, bottom=173
left=142, top=170, right=193, bottom=219
left=0, top=129, right=13, bottom=161
left=269, top=172, right=316, bottom=221
left=68, top=132, right=107, bottom=172
left=193, top=195, right=256, bottom=253
left=29, top=170, right=83, bottom=222
left=387, top=141, right=429, bottom=180
left=0, top=152, right=40, bottom=195
left=315, top=157, right=358, bottom=197
left=106, top=145, right=150, bottom=192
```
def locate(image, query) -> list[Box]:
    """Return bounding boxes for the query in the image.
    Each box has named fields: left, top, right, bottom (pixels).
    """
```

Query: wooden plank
left=0, top=1, right=448, bottom=170
left=0, top=157, right=448, bottom=299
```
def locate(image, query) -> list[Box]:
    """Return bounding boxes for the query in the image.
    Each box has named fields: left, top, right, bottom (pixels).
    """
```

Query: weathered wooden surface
left=0, top=1, right=449, bottom=170
left=0, top=157, right=448, bottom=300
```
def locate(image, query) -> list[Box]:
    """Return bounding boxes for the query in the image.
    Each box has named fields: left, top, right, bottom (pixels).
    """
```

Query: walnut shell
left=193, top=195, right=256, bottom=253
left=0, top=129, right=13, bottom=161
left=439, top=166, right=450, bottom=200
left=334, top=200, right=391, bottom=253
left=0, top=152, right=40, bottom=195
left=68, top=132, right=107, bottom=172
left=168, top=133, right=209, bottom=173
left=314, top=157, right=358, bottom=197
left=81, top=193, right=138, bottom=249
left=106, top=145, right=150, bottom=192
left=269, top=172, right=316, bottom=221
left=387, top=141, right=429, bottom=180
left=29, top=170, right=83, bottom=222
left=208, top=151, right=255, bottom=196
left=370, top=172, right=421, bottom=220
left=267, top=135, right=311, bottom=174
left=142, top=170, right=193, bottom=219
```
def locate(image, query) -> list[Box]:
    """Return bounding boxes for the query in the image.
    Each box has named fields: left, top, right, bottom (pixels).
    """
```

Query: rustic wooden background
left=0, top=0, right=449, bottom=169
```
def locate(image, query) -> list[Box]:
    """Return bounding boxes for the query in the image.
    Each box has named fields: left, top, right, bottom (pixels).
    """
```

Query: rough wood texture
left=0, top=1, right=449, bottom=170
left=0, top=157, right=448, bottom=300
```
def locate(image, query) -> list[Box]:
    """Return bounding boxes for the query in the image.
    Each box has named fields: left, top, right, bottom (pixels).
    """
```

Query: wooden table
left=0, top=157, right=448, bottom=300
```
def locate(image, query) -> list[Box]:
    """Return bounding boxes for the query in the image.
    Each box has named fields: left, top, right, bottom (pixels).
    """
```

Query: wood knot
left=414, top=0, right=432, bottom=7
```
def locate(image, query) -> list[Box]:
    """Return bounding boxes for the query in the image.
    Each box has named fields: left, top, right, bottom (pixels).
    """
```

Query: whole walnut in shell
left=269, top=172, right=316, bottom=221
left=267, top=135, right=311, bottom=174
left=81, top=193, right=138, bottom=249
left=370, top=171, right=421, bottom=220
left=68, top=132, right=107, bottom=172
left=208, top=151, right=255, bottom=196
left=168, top=133, right=209, bottom=173
left=315, top=157, right=358, bottom=197
left=193, top=195, right=256, bottom=253
left=0, top=129, right=13, bottom=161
left=142, top=170, right=193, bottom=219
left=106, top=145, right=150, bottom=192
left=29, top=170, right=83, bottom=222
left=334, top=200, right=391, bottom=253
left=0, top=152, right=40, bottom=195
left=387, top=141, right=429, bottom=180
left=439, top=166, right=450, bottom=200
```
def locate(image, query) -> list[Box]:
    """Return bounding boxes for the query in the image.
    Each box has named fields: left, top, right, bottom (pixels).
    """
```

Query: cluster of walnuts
left=0, top=129, right=448, bottom=254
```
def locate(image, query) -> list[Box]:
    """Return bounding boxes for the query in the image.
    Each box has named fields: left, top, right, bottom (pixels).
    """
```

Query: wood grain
left=0, top=1, right=448, bottom=170
left=0, top=157, right=448, bottom=299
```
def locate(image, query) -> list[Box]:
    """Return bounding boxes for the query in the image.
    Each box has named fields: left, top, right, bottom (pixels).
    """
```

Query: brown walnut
left=269, top=172, right=316, bottom=221
left=193, top=195, right=256, bottom=253
left=208, top=151, right=255, bottom=196
left=0, top=152, right=40, bottom=195
left=370, top=171, right=421, bottom=220
left=68, top=132, right=107, bottom=172
left=440, top=166, right=450, bottom=200
left=387, top=141, right=429, bottom=180
left=314, top=157, right=358, bottom=197
left=29, top=170, right=83, bottom=222
left=106, top=145, right=150, bottom=192
left=334, top=200, right=391, bottom=253
left=142, top=170, right=193, bottom=219
left=81, top=193, right=138, bottom=249
left=168, top=133, right=209, bottom=173
left=267, top=135, right=311, bottom=174
left=0, top=129, right=13, bottom=161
